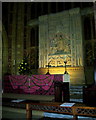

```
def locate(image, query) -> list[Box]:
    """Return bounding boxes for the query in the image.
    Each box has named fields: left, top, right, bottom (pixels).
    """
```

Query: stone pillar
left=93, top=2, right=96, bottom=59
left=26, top=5, right=31, bottom=56
left=0, top=2, right=2, bottom=119
left=93, top=1, right=96, bottom=37
left=48, top=3, right=51, bottom=14
left=15, top=3, right=24, bottom=74
left=34, top=27, right=38, bottom=69
left=11, top=3, right=17, bottom=74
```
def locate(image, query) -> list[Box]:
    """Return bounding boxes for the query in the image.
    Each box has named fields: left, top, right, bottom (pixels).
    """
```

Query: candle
left=47, top=54, right=48, bottom=64
left=13, top=60, right=15, bottom=65
left=29, top=78, right=30, bottom=87
left=64, top=55, right=67, bottom=62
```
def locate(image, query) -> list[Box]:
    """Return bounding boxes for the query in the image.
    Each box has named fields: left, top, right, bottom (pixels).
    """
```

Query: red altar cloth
left=4, top=75, right=63, bottom=95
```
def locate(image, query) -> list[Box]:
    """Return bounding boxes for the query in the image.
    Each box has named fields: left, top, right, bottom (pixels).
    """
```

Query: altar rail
left=24, top=101, right=96, bottom=120
left=2, top=98, right=96, bottom=120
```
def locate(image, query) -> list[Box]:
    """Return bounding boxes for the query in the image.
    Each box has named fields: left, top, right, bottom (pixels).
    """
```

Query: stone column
left=93, top=2, right=96, bottom=59
left=0, top=2, right=2, bottom=119
left=15, top=3, right=24, bottom=74
left=11, top=3, right=17, bottom=74
left=93, top=2, right=96, bottom=38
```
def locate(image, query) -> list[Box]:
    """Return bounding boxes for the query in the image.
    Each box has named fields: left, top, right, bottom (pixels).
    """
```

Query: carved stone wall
left=39, top=8, right=83, bottom=68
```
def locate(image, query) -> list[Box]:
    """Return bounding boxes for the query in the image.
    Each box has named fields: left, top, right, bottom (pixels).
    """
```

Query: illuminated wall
left=39, top=8, right=83, bottom=68
left=38, top=66, right=85, bottom=85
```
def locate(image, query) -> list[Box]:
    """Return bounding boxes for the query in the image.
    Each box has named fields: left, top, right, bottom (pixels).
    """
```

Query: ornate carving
left=39, top=8, right=83, bottom=68
left=76, top=108, right=96, bottom=116
left=31, top=104, right=72, bottom=113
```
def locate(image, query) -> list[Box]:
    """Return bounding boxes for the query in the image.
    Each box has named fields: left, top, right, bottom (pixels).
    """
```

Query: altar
left=4, top=74, right=63, bottom=95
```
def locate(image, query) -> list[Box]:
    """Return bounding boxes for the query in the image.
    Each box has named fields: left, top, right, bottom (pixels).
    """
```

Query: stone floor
left=39, top=117, right=72, bottom=120
left=43, top=113, right=96, bottom=120
left=2, top=107, right=96, bottom=120
left=2, top=115, right=96, bottom=120
left=39, top=117, right=96, bottom=120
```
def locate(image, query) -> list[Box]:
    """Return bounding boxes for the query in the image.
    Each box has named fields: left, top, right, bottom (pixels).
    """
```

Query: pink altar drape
left=4, top=75, right=63, bottom=95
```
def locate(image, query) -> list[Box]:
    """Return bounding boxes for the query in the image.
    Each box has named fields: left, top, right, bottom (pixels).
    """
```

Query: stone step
left=69, top=85, right=83, bottom=102
left=70, top=86, right=83, bottom=94
left=43, top=113, right=95, bottom=120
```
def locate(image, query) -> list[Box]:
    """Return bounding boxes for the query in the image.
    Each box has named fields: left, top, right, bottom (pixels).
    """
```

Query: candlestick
left=46, top=62, right=50, bottom=75
left=64, top=61, right=68, bottom=74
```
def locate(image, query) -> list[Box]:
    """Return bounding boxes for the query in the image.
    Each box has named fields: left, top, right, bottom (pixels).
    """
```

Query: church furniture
left=54, top=81, right=69, bottom=102
left=25, top=102, right=96, bottom=120
left=3, top=74, right=70, bottom=102
left=2, top=98, right=96, bottom=120
left=3, top=75, right=63, bottom=95
left=83, top=85, right=96, bottom=106
left=22, top=101, right=96, bottom=120
left=83, top=58, right=96, bottom=106
left=54, top=81, right=62, bottom=102
left=2, top=96, right=53, bottom=119
left=62, top=82, right=70, bottom=102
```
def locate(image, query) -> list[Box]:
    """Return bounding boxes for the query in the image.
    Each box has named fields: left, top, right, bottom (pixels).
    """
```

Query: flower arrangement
left=18, top=55, right=30, bottom=75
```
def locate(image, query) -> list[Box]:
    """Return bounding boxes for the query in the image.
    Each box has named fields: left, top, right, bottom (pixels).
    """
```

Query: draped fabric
left=4, top=75, right=63, bottom=95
